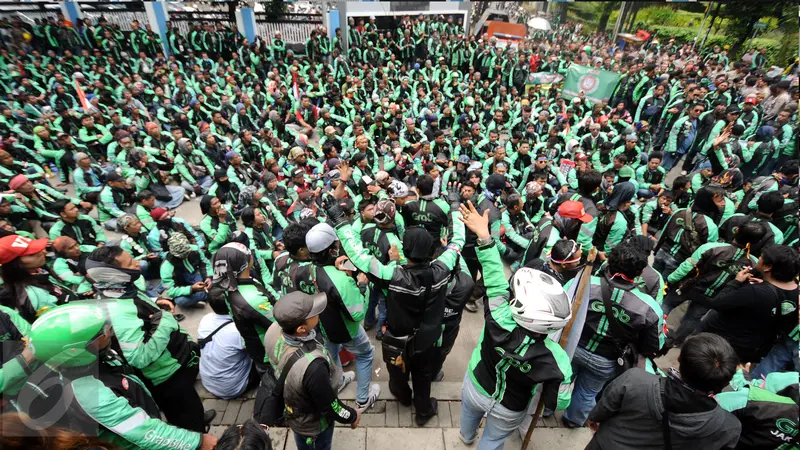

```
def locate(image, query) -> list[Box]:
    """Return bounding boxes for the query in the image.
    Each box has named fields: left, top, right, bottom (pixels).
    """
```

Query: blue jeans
left=174, top=271, right=208, bottom=307
left=154, top=185, right=186, bottom=210
left=751, top=336, right=800, bottom=379
left=325, top=326, right=375, bottom=404
left=180, top=175, right=214, bottom=195
left=563, top=346, right=617, bottom=426
left=365, top=288, right=386, bottom=331
left=294, top=422, right=334, bottom=450
left=637, top=188, right=657, bottom=199
left=661, top=151, right=682, bottom=172
left=459, top=372, right=527, bottom=450
left=653, top=249, right=680, bottom=282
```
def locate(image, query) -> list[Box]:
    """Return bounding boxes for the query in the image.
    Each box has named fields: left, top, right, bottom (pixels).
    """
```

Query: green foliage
left=649, top=25, right=795, bottom=66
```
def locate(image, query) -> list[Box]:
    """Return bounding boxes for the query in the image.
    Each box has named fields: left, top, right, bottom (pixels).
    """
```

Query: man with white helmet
left=457, top=200, right=573, bottom=448
left=305, top=222, right=381, bottom=412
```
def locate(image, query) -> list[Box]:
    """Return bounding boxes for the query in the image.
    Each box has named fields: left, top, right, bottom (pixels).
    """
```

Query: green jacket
left=0, top=305, right=33, bottom=396
left=103, top=296, right=195, bottom=386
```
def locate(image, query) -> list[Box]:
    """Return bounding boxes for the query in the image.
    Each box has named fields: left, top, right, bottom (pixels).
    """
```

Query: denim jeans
left=325, top=326, right=375, bottom=404
left=653, top=249, right=680, bottom=282
left=563, top=346, right=618, bottom=426
left=637, top=189, right=656, bottom=200
left=751, top=336, right=800, bottom=379
left=180, top=175, right=214, bottom=195
left=365, top=288, right=386, bottom=331
left=661, top=151, right=683, bottom=172
left=174, top=271, right=208, bottom=307
left=154, top=185, right=186, bottom=210
left=293, top=422, right=334, bottom=450
left=459, top=372, right=528, bottom=450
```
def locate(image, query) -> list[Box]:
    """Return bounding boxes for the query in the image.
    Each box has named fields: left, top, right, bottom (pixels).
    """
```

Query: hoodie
left=587, top=368, right=741, bottom=450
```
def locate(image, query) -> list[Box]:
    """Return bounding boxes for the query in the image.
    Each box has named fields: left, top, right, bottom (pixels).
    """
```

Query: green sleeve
left=53, top=258, right=93, bottom=293
left=323, top=266, right=366, bottom=323
left=100, top=187, right=125, bottom=218
left=48, top=220, right=65, bottom=241
left=71, top=375, right=202, bottom=450
left=500, top=211, right=531, bottom=249
left=160, top=261, right=192, bottom=298
left=334, top=222, right=396, bottom=281
left=136, top=205, right=156, bottom=232
left=475, top=240, right=509, bottom=299
left=200, top=216, right=231, bottom=253
left=0, top=357, right=30, bottom=395
left=174, top=156, right=197, bottom=184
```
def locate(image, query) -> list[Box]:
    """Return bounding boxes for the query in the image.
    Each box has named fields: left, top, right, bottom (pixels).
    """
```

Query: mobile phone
left=361, top=175, right=375, bottom=186
left=339, top=259, right=357, bottom=272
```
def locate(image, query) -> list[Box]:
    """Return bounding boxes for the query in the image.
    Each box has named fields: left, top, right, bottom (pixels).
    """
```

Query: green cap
left=618, top=166, right=635, bottom=179
left=28, top=303, right=109, bottom=368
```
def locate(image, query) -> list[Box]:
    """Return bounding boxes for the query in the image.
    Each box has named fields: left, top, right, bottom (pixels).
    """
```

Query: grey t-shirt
left=198, top=313, right=252, bottom=399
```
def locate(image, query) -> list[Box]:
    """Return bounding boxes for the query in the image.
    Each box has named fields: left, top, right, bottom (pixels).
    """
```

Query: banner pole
left=521, top=248, right=598, bottom=450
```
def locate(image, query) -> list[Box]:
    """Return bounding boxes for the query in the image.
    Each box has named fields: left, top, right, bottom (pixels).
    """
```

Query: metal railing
left=255, top=12, right=322, bottom=44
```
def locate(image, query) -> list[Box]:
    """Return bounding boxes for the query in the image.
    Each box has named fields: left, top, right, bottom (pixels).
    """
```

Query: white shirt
left=198, top=313, right=252, bottom=400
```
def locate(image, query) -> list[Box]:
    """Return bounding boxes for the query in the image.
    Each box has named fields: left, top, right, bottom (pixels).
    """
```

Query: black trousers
left=462, top=245, right=486, bottom=303
left=434, top=322, right=461, bottom=375
left=386, top=345, right=439, bottom=415
left=148, top=364, right=206, bottom=432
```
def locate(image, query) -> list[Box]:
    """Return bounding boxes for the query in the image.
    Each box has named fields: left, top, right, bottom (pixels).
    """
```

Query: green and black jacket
left=467, top=239, right=572, bottom=412
left=567, top=272, right=665, bottom=361
left=717, top=370, right=799, bottom=450
left=668, top=242, right=758, bottom=301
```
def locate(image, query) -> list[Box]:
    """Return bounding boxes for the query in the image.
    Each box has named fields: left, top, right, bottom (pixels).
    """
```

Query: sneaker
left=173, top=313, right=186, bottom=322
left=415, top=398, right=438, bottom=426
left=189, top=301, right=207, bottom=309
left=458, top=433, right=476, bottom=446
left=680, top=170, right=688, bottom=176
left=356, top=383, right=381, bottom=412
left=338, top=371, right=355, bottom=394
left=464, top=300, right=479, bottom=313
left=561, top=416, right=582, bottom=428
left=184, top=193, right=191, bottom=201
left=434, top=370, right=444, bottom=382
left=203, top=409, right=217, bottom=425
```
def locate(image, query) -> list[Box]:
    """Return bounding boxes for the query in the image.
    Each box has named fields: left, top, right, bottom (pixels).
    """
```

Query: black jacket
left=588, top=369, right=741, bottom=450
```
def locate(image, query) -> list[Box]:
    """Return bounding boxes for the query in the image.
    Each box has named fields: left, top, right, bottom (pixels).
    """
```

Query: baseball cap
left=8, top=175, right=28, bottom=191
left=744, top=96, right=757, bottom=105
left=150, top=207, right=169, bottom=221
left=289, top=147, right=305, bottom=160
left=291, top=168, right=305, bottom=179
left=273, top=291, right=328, bottom=329
left=618, top=165, right=636, bottom=179
left=373, top=199, right=396, bottom=225
left=306, top=222, right=338, bottom=253
left=0, top=235, right=48, bottom=264
left=456, top=154, right=471, bottom=165
left=388, top=180, right=409, bottom=198
left=106, top=172, right=123, bottom=182
left=485, top=174, right=506, bottom=194
left=625, top=134, right=638, bottom=143
left=73, top=152, right=89, bottom=162
left=726, top=105, right=741, bottom=115
left=558, top=200, right=593, bottom=224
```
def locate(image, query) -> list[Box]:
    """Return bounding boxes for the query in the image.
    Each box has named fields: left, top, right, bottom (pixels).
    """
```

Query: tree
left=597, top=2, right=618, bottom=32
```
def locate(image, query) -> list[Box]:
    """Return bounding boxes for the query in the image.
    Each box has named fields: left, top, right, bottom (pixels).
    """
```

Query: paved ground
left=59, top=157, right=687, bottom=448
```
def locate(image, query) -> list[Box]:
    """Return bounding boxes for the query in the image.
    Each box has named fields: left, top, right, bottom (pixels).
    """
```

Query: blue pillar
left=61, top=1, right=83, bottom=25
left=144, top=1, right=170, bottom=56
left=236, top=8, right=257, bottom=44
left=328, top=10, right=340, bottom=41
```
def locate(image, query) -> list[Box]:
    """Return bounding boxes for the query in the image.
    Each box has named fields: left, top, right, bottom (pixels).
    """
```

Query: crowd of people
left=0, top=10, right=797, bottom=450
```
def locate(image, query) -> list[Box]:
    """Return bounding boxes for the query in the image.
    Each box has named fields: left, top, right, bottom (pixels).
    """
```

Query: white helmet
left=509, top=269, right=571, bottom=334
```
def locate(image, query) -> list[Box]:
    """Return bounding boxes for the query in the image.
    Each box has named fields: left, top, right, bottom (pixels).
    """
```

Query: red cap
left=0, top=235, right=47, bottom=264
left=558, top=200, right=593, bottom=223
left=744, top=96, right=757, bottom=105
left=150, top=207, right=169, bottom=221
left=8, top=174, right=28, bottom=191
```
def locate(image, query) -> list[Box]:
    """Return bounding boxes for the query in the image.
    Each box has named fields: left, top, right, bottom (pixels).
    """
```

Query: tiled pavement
left=199, top=380, right=594, bottom=449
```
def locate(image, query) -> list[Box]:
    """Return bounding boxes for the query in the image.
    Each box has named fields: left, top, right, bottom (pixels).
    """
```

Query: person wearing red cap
left=146, top=206, right=205, bottom=259
left=7, top=174, right=92, bottom=238
left=740, top=96, right=760, bottom=140
left=0, top=234, right=76, bottom=323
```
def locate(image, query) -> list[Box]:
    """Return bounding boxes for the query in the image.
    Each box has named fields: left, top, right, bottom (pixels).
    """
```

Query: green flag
left=562, top=64, right=620, bottom=104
